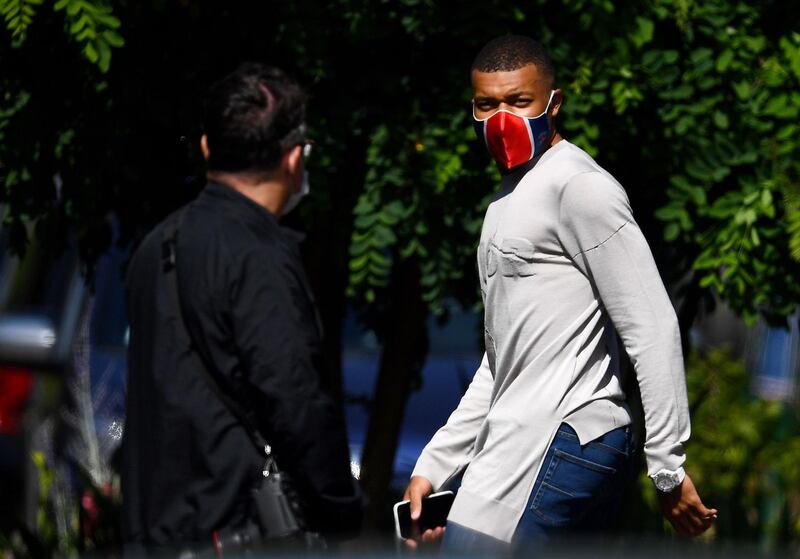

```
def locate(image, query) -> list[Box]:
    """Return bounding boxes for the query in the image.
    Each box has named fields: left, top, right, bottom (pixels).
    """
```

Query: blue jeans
left=442, top=423, right=635, bottom=554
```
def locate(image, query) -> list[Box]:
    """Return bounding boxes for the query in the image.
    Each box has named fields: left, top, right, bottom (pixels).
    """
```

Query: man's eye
left=514, top=99, right=532, bottom=106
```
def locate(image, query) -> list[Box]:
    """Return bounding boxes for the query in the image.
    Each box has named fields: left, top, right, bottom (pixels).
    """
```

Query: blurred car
left=0, top=218, right=128, bottom=552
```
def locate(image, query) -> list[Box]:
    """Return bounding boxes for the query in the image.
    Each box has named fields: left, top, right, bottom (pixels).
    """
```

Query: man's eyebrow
left=504, top=90, right=534, bottom=98
left=473, top=90, right=536, bottom=102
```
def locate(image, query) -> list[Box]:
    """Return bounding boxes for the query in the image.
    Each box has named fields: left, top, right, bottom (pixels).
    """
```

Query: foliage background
left=1, top=0, right=799, bottom=554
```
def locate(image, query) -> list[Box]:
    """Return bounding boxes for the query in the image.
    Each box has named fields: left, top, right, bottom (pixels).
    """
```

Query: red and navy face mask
left=472, top=90, right=555, bottom=170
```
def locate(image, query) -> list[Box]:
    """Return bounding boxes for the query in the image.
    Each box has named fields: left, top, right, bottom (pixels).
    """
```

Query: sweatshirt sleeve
left=411, top=352, right=494, bottom=490
left=558, top=170, right=690, bottom=476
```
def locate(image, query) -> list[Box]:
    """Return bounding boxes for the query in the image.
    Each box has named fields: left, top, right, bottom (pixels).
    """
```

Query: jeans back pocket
left=530, top=436, right=624, bottom=527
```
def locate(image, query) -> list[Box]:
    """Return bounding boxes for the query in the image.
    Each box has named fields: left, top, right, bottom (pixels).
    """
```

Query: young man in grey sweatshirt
left=403, top=35, right=717, bottom=552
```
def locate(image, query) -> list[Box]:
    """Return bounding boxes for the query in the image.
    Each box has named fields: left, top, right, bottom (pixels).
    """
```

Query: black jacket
left=122, top=182, right=360, bottom=549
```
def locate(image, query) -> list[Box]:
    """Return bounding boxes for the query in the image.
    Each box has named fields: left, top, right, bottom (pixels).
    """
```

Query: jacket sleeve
left=558, top=171, right=690, bottom=476
left=411, top=353, right=493, bottom=490
left=224, top=242, right=360, bottom=532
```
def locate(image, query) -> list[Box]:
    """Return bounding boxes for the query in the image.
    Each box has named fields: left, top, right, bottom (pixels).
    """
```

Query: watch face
left=655, top=473, right=678, bottom=492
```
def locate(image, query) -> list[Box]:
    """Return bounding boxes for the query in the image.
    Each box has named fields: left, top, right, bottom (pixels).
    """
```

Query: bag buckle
left=262, top=445, right=279, bottom=478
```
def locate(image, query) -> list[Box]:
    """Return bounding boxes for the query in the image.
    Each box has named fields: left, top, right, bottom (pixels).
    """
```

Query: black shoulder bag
left=160, top=209, right=315, bottom=554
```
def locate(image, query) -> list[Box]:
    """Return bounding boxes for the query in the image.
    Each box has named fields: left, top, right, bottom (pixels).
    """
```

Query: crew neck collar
left=500, top=140, right=570, bottom=189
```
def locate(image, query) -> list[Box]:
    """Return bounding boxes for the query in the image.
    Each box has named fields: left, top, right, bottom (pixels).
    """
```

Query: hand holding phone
left=403, top=475, right=433, bottom=526
left=394, top=490, right=455, bottom=541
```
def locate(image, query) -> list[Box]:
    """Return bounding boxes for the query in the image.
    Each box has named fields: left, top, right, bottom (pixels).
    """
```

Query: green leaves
left=781, top=33, right=800, bottom=80
left=630, top=16, right=654, bottom=49
left=716, top=48, right=734, bottom=72
left=0, top=0, right=43, bottom=41
left=54, top=0, right=124, bottom=72
left=667, top=348, right=800, bottom=543
left=762, top=94, right=799, bottom=120
left=644, top=0, right=800, bottom=322
left=0, top=0, right=125, bottom=72
left=787, top=189, right=800, bottom=262
left=347, top=109, right=487, bottom=314
left=556, top=1, right=799, bottom=322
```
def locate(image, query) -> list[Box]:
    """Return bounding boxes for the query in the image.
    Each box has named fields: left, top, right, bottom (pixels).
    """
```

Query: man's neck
left=207, top=171, right=285, bottom=216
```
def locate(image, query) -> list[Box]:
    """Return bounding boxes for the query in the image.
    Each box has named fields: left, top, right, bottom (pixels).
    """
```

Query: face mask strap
left=527, top=90, right=556, bottom=120
left=542, top=90, right=556, bottom=115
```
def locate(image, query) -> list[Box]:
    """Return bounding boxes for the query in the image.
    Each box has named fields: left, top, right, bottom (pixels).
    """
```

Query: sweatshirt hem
left=447, top=488, right=523, bottom=543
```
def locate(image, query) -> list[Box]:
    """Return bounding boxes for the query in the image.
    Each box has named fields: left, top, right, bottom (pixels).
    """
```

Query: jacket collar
left=200, top=180, right=280, bottom=232
left=199, top=181, right=307, bottom=244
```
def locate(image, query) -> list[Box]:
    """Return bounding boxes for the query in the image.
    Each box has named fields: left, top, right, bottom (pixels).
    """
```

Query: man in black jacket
left=122, top=63, right=361, bottom=552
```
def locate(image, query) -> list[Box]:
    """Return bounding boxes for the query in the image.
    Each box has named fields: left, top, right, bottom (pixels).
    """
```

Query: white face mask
left=281, top=168, right=310, bottom=216
left=281, top=142, right=312, bottom=216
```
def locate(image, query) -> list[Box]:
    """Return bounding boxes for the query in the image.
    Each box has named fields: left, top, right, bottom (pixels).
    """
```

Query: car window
left=1, top=242, right=78, bottom=325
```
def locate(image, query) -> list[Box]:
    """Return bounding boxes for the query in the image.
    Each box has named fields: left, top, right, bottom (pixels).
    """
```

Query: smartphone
left=393, top=490, right=455, bottom=540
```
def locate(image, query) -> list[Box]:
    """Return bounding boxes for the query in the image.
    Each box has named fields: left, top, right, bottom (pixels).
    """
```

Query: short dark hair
left=203, top=62, right=306, bottom=175
left=472, top=35, right=555, bottom=87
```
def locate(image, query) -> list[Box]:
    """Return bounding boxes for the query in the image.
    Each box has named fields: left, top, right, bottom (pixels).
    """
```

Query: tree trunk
left=359, top=258, right=429, bottom=532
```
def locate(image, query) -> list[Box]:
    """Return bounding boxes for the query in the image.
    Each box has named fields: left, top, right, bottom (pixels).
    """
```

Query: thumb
left=684, top=475, right=717, bottom=517
left=697, top=501, right=718, bottom=518
left=406, top=476, right=433, bottom=521
left=410, top=486, right=424, bottom=520
left=409, top=485, right=425, bottom=520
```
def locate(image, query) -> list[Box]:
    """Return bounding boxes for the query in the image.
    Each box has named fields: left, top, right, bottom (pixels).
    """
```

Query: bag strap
left=160, top=208, right=274, bottom=462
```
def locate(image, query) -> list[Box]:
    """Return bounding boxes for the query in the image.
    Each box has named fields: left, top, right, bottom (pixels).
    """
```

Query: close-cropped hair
left=203, top=62, right=307, bottom=175
left=472, top=35, right=555, bottom=87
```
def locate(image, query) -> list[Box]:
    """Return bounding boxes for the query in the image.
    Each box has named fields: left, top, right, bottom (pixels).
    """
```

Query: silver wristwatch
left=652, top=467, right=685, bottom=493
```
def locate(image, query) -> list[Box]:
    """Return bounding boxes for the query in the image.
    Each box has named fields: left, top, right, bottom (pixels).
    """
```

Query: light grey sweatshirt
left=411, top=140, right=690, bottom=542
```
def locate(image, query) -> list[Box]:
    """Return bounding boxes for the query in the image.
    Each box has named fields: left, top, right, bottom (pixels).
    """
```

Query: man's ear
left=282, top=144, right=303, bottom=178
left=200, top=134, right=210, bottom=161
left=551, top=89, right=563, bottom=118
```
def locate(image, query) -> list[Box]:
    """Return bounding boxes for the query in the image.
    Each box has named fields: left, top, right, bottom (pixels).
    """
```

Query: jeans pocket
left=530, top=448, right=618, bottom=527
left=583, top=427, right=631, bottom=459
